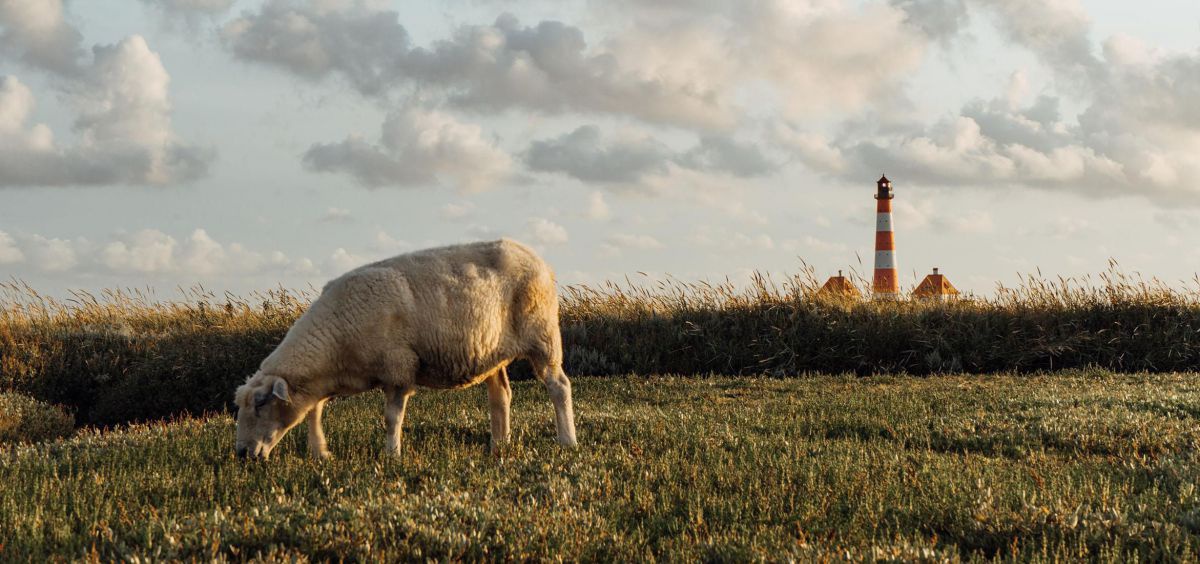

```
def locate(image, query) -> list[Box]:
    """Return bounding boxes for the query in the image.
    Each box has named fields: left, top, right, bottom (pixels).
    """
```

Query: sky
left=2, top=0, right=1200, bottom=298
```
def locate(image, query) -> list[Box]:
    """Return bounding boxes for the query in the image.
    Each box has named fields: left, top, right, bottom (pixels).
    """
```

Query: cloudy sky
left=3, top=0, right=1200, bottom=297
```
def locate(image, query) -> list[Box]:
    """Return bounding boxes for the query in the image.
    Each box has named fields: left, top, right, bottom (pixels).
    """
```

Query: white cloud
left=325, top=247, right=366, bottom=273
left=584, top=191, right=610, bottom=220
left=786, top=0, right=1200, bottom=206
left=0, top=230, right=23, bottom=264
left=0, top=0, right=83, bottom=76
left=526, top=218, right=568, bottom=246
left=100, top=229, right=176, bottom=273
left=0, top=36, right=213, bottom=187
left=220, top=0, right=941, bottom=130
left=371, top=229, right=410, bottom=255
left=600, top=232, right=663, bottom=258
left=607, top=0, right=931, bottom=120
left=22, top=234, right=79, bottom=272
left=303, top=106, right=511, bottom=192
left=0, top=228, right=314, bottom=277
left=972, top=0, right=1096, bottom=78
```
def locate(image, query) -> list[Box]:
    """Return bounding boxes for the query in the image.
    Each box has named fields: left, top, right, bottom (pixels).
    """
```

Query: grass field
left=3, top=372, right=1199, bottom=561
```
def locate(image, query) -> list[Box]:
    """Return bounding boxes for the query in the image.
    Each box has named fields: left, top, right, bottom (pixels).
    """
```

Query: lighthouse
left=873, top=175, right=899, bottom=298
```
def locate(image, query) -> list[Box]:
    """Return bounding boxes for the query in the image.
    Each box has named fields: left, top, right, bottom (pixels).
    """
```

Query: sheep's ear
left=272, top=379, right=291, bottom=403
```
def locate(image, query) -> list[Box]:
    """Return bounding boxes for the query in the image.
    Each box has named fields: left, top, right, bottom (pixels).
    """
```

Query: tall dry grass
left=3, top=263, right=1200, bottom=426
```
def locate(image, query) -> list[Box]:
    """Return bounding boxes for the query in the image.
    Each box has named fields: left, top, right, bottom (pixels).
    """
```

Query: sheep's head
left=234, top=372, right=305, bottom=460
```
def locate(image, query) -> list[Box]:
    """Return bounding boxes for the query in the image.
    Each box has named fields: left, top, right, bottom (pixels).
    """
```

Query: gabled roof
left=818, top=274, right=861, bottom=298
left=912, top=272, right=959, bottom=297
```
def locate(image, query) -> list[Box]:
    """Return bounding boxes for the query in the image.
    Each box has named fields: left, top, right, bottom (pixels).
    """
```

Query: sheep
left=233, top=239, right=577, bottom=460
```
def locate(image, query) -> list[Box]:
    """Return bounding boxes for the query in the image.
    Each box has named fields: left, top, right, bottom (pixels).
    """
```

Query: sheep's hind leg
left=384, top=385, right=414, bottom=456
left=486, top=366, right=512, bottom=452
left=306, top=398, right=331, bottom=460
left=534, top=362, right=577, bottom=447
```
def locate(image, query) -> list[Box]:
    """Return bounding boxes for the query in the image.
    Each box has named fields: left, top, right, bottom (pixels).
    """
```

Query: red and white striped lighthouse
left=872, top=175, right=899, bottom=298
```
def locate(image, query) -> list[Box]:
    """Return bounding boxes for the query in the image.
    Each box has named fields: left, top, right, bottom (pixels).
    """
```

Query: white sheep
left=234, top=239, right=577, bottom=459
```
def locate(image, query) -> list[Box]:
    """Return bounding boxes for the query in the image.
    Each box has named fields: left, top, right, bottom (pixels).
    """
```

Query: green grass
left=3, top=372, right=1200, bottom=561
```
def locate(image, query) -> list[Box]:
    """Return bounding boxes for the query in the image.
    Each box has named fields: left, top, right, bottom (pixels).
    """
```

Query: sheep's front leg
left=306, top=398, right=331, bottom=460
left=486, top=367, right=512, bottom=452
left=384, top=386, right=414, bottom=456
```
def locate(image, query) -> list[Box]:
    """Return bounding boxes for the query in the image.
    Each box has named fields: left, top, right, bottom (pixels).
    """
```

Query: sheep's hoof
left=556, top=437, right=578, bottom=448
left=311, top=449, right=333, bottom=461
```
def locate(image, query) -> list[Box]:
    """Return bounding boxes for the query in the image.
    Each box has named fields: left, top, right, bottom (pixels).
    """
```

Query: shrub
left=0, top=392, right=74, bottom=445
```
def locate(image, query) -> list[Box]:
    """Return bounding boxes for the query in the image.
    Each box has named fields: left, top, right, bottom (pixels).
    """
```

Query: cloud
left=728, top=1, right=929, bottom=118
left=325, top=247, right=367, bottom=273
left=584, top=191, right=610, bottom=220
left=0, top=0, right=83, bottom=76
left=524, top=125, right=671, bottom=184
left=598, top=233, right=663, bottom=258
left=788, top=0, right=1200, bottom=206
left=138, top=0, right=237, bottom=31
left=524, top=125, right=775, bottom=186
left=222, top=0, right=943, bottom=129
left=525, top=217, right=568, bottom=246
left=786, top=91, right=1177, bottom=202
left=371, top=229, right=410, bottom=255
left=221, top=0, right=412, bottom=96
left=889, top=0, right=968, bottom=43
left=0, top=228, right=311, bottom=276
left=141, top=0, right=237, bottom=16
left=606, top=0, right=932, bottom=120
left=675, top=136, right=778, bottom=178
left=223, top=5, right=734, bottom=128
left=0, top=17, right=213, bottom=187
left=100, top=229, right=177, bottom=273
left=0, top=230, right=22, bottom=263
left=303, top=106, right=511, bottom=191
left=22, top=234, right=78, bottom=271
left=972, top=0, right=1097, bottom=80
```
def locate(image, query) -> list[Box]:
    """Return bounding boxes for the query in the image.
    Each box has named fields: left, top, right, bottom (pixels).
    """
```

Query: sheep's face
left=234, top=373, right=304, bottom=460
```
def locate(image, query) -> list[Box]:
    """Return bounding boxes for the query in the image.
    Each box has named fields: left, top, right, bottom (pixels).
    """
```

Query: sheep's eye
left=253, top=392, right=271, bottom=414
